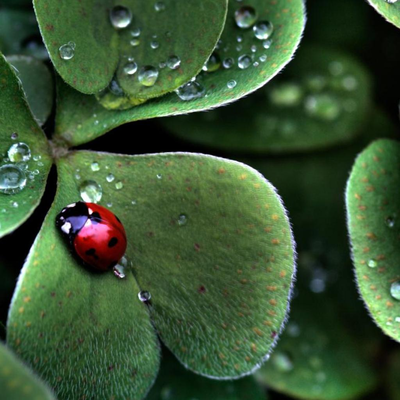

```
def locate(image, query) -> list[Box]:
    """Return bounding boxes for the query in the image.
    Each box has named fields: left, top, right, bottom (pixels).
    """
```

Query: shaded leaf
left=367, top=0, right=400, bottom=29
left=54, top=0, right=305, bottom=147
left=34, top=0, right=227, bottom=97
left=388, top=350, right=400, bottom=400
left=346, top=138, right=400, bottom=342
left=0, top=341, right=54, bottom=400
left=146, top=348, right=267, bottom=400
left=161, top=46, right=372, bottom=154
left=0, top=54, right=52, bottom=238
left=7, top=55, right=54, bottom=126
left=0, top=9, right=48, bottom=60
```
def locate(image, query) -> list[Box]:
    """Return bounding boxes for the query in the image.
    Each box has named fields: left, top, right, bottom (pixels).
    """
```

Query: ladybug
left=56, top=202, right=127, bottom=271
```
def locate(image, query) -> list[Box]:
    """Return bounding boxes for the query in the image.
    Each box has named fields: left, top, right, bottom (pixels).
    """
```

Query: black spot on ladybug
left=85, top=248, right=99, bottom=260
left=91, top=212, right=101, bottom=224
left=108, top=237, right=118, bottom=247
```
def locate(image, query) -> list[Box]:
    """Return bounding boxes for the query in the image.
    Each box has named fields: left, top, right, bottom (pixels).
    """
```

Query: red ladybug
left=56, top=202, right=127, bottom=271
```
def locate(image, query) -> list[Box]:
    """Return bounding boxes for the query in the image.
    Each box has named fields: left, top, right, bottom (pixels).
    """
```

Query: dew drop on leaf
left=8, top=142, right=31, bottom=162
left=138, top=290, right=152, bottom=302
left=222, top=57, right=234, bottom=69
left=271, top=351, right=294, bottom=372
left=0, top=164, right=27, bottom=194
left=238, top=54, right=252, bottom=69
left=90, top=162, right=100, bottom=172
left=123, top=62, right=138, bottom=75
left=79, top=180, right=103, bottom=203
left=59, top=42, right=75, bottom=60
left=253, top=21, right=274, bottom=40
left=115, top=181, right=123, bottom=190
left=138, top=66, right=159, bottom=87
left=234, top=6, right=258, bottom=29
left=154, top=1, right=166, bottom=12
left=391, top=281, right=400, bottom=300
left=176, top=81, right=206, bottom=101
left=110, top=5, right=133, bottom=29
left=166, top=55, right=181, bottom=70
left=227, top=80, right=237, bottom=89
left=386, top=216, right=395, bottom=228
left=367, top=259, right=378, bottom=268
left=177, top=214, right=188, bottom=226
left=203, top=52, right=221, bottom=72
left=106, top=173, right=115, bottom=183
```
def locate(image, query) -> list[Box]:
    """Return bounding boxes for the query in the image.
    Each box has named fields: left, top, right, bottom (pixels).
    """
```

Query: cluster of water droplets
left=384, top=0, right=398, bottom=4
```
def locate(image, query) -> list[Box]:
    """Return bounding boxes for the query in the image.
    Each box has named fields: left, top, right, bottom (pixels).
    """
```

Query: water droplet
left=203, top=52, right=221, bottom=72
left=8, top=142, right=31, bottom=162
left=131, top=28, right=141, bottom=37
left=131, top=200, right=137, bottom=205
left=176, top=81, right=206, bottom=101
left=166, top=55, right=181, bottom=70
left=79, top=180, right=103, bottom=203
left=0, top=164, right=27, bottom=194
left=138, top=66, right=159, bottom=87
left=304, top=94, right=341, bottom=121
left=222, top=57, right=234, bottom=69
left=386, top=216, right=395, bottom=228
left=106, top=173, right=115, bottom=183
left=90, top=162, right=100, bottom=172
left=263, top=39, right=273, bottom=49
left=157, top=174, right=163, bottom=180
left=11, top=132, right=18, bottom=140
left=59, top=42, right=75, bottom=60
left=11, top=201, right=18, bottom=208
left=177, top=214, right=188, bottom=226
left=259, top=54, right=267, bottom=62
left=123, top=62, right=138, bottom=75
left=341, top=75, right=358, bottom=91
left=138, top=290, right=151, bottom=302
left=113, top=263, right=126, bottom=279
left=110, top=5, right=132, bottom=29
left=227, top=80, right=237, bottom=89
left=154, top=1, right=166, bottom=12
left=391, top=281, right=400, bottom=300
left=253, top=21, right=274, bottom=40
left=238, top=54, right=251, bottom=69
left=367, top=259, right=378, bottom=268
left=150, top=40, right=159, bottom=49
left=234, top=6, right=258, bottom=29
left=130, top=38, right=140, bottom=47
left=269, top=83, right=304, bottom=107
left=271, top=351, right=293, bottom=372
left=251, top=45, right=257, bottom=53
left=115, top=181, right=123, bottom=190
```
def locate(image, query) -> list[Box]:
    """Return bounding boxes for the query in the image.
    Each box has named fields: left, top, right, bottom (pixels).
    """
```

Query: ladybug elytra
left=56, top=202, right=127, bottom=271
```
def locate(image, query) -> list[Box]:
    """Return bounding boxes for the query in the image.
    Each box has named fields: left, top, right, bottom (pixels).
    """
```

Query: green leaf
left=160, top=46, right=372, bottom=154
left=146, top=349, right=267, bottom=400
left=346, top=138, right=400, bottom=342
left=0, top=9, right=48, bottom=60
left=7, top=55, right=54, bottom=126
left=53, top=0, right=305, bottom=147
left=7, top=159, right=161, bottom=400
left=34, top=0, right=228, bottom=96
left=367, top=0, right=400, bottom=29
left=0, top=341, right=54, bottom=400
left=0, top=54, right=52, bottom=238
left=8, top=150, right=295, bottom=398
left=255, top=294, right=378, bottom=400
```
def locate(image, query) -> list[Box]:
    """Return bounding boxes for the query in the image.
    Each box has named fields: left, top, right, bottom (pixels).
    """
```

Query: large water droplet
left=269, top=83, right=304, bottom=107
left=138, top=66, right=159, bottom=87
left=234, top=6, right=258, bottom=29
left=271, top=351, right=294, bottom=372
left=8, top=142, right=31, bottom=162
left=106, top=173, right=115, bottom=183
left=138, top=290, right=152, bottom=302
left=166, top=55, right=181, bottom=70
left=238, top=54, right=251, bottom=69
left=391, top=281, right=400, bottom=300
left=176, top=81, right=206, bottom=101
left=222, top=57, right=234, bottom=69
left=90, top=162, right=100, bottom=172
left=0, top=164, right=27, bottom=194
left=253, top=21, right=274, bottom=40
left=110, top=6, right=132, bottom=29
left=304, top=94, right=341, bottom=121
left=203, top=52, right=221, bottom=73
left=79, top=180, right=103, bottom=203
left=123, top=62, right=138, bottom=75
left=227, top=80, right=237, bottom=89
left=150, top=40, right=159, bottom=49
left=59, top=42, right=75, bottom=60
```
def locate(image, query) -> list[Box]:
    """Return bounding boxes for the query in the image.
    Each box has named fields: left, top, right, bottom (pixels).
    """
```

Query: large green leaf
left=367, top=0, right=400, bottom=29
left=160, top=46, right=372, bottom=154
left=146, top=348, right=267, bottom=400
left=54, top=0, right=305, bottom=147
left=34, top=0, right=227, bottom=97
left=0, top=341, right=55, bottom=400
left=7, top=55, right=54, bottom=127
left=0, top=9, right=48, bottom=60
left=0, top=54, right=52, bottom=238
left=8, top=150, right=295, bottom=398
left=346, top=138, right=400, bottom=342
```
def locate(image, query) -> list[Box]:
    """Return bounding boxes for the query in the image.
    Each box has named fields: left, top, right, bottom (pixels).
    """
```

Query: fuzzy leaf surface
left=0, top=54, right=52, bottom=238
left=54, top=0, right=305, bottom=147
left=368, top=0, right=400, bottom=29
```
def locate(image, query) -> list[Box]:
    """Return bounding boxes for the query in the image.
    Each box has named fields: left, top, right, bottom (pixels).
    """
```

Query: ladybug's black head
left=56, top=202, right=89, bottom=238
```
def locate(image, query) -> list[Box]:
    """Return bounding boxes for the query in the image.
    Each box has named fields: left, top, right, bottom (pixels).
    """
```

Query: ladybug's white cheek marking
left=84, top=219, right=92, bottom=228
left=61, top=222, right=72, bottom=234
left=88, top=208, right=94, bottom=215
left=66, top=203, right=76, bottom=208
